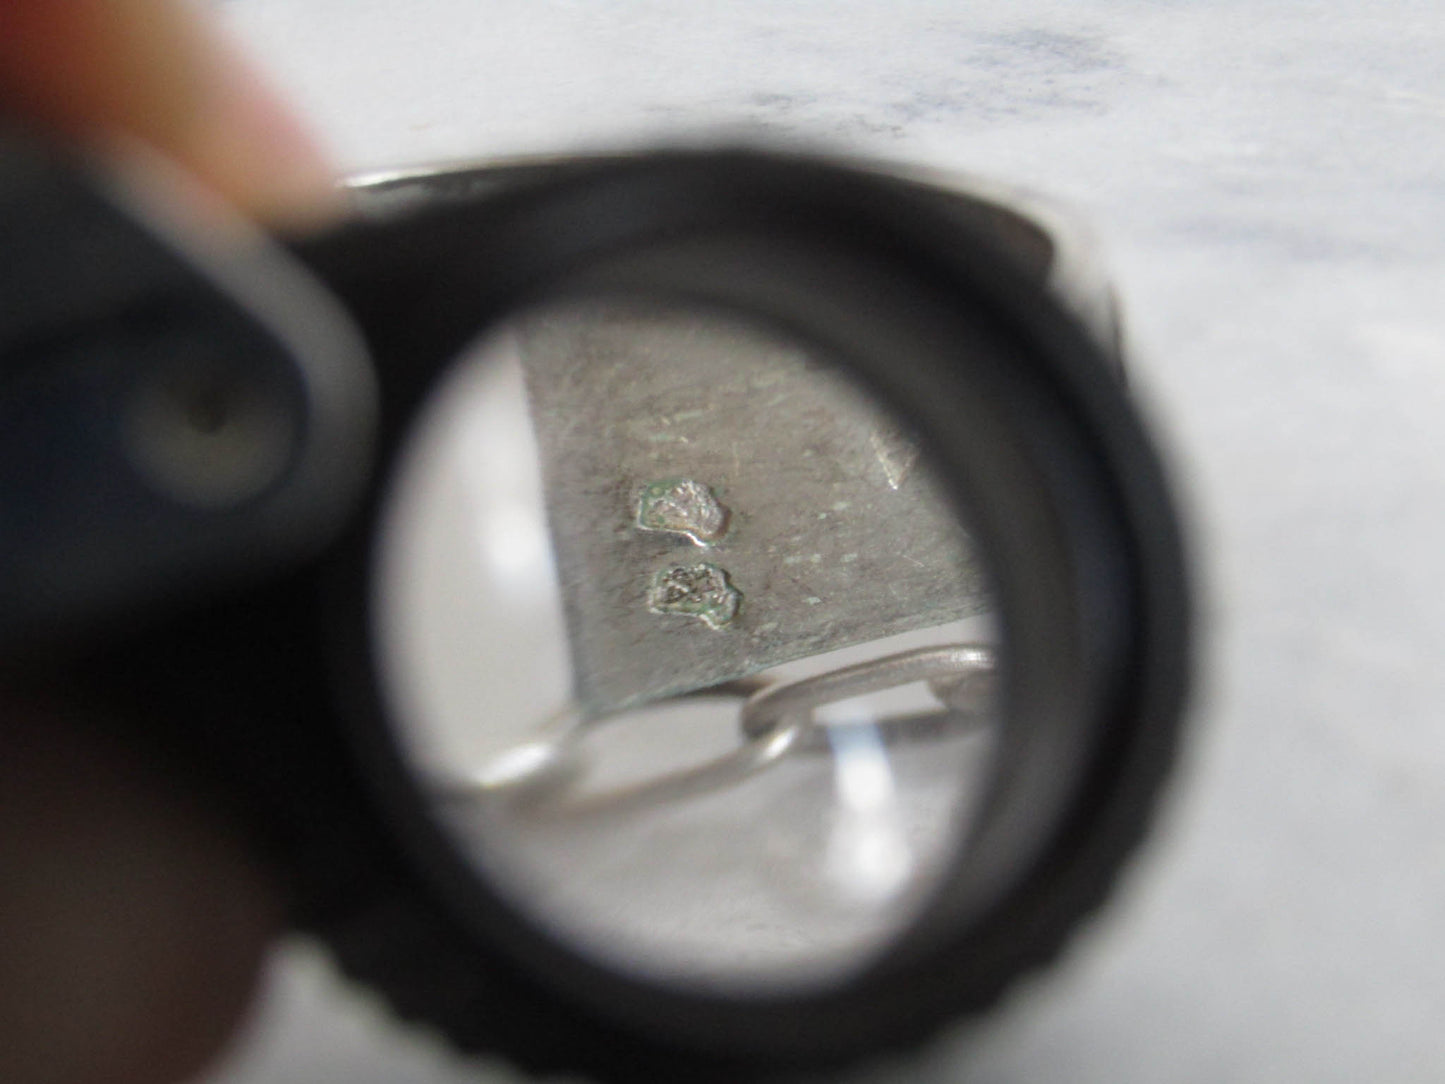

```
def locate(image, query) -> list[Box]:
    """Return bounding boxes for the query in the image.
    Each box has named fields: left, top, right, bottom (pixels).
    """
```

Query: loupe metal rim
left=344, top=149, right=1125, bottom=380
left=305, top=149, right=1191, bottom=1079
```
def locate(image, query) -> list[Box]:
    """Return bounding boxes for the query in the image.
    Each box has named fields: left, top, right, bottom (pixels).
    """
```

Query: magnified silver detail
left=647, top=562, right=741, bottom=629
left=742, top=644, right=996, bottom=740
left=516, top=305, right=990, bottom=714
left=436, top=645, right=994, bottom=818
left=465, top=686, right=803, bottom=819
left=377, top=298, right=1002, bottom=992
left=637, top=478, right=730, bottom=544
left=929, top=656, right=1000, bottom=715
left=869, top=423, right=921, bottom=492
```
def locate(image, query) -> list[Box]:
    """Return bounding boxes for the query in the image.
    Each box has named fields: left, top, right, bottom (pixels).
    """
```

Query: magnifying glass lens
left=374, top=297, right=1003, bottom=994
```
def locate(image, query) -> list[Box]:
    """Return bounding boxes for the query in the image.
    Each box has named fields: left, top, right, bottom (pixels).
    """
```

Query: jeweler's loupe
left=379, top=296, right=1003, bottom=993
left=287, top=154, right=1191, bottom=1082
left=0, top=140, right=1191, bottom=1084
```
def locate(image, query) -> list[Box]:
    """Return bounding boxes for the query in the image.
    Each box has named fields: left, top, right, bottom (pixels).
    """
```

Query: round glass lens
left=374, top=298, right=1002, bottom=994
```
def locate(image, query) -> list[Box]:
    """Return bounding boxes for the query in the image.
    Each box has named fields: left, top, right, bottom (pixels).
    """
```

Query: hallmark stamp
left=637, top=479, right=730, bottom=545
left=647, top=563, right=741, bottom=629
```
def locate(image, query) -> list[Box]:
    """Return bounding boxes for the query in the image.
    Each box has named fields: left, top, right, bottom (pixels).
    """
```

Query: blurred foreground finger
left=0, top=0, right=341, bottom=227
left=0, top=705, right=281, bottom=1084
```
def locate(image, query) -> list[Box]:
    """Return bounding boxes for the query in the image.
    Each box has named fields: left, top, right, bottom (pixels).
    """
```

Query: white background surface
left=202, top=3, right=1445, bottom=1081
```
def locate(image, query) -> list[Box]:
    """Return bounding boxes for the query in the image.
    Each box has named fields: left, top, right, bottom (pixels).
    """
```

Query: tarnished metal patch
left=647, top=562, right=741, bottom=629
left=637, top=478, right=729, bottom=545
left=515, top=301, right=988, bottom=714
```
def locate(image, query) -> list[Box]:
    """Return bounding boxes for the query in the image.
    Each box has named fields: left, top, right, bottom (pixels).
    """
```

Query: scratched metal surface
left=516, top=302, right=985, bottom=714
left=205, top=3, right=1445, bottom=1083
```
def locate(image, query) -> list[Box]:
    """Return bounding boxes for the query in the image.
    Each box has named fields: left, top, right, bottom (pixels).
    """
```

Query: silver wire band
left=739, top=643, right=996, bottom=740
left=434, top=643, right=995, bottom=814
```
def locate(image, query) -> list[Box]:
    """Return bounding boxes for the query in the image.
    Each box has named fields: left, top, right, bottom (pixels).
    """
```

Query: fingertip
left=179, top=31, right=348, bottom=231
left=0, top=710, right=283, bottom=1084
left=0, top=0, right=345, bottom=229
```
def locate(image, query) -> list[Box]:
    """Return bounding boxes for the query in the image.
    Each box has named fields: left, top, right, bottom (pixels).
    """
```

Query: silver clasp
left=436, top=643, right=997, bottom=815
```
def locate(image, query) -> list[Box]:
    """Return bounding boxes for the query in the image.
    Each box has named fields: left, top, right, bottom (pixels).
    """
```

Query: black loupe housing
left=0, top=145, right=1190, bottom=1083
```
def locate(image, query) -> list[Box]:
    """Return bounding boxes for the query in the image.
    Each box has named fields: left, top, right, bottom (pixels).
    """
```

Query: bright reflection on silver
left=376, top=300, right=1002, bottom=994
left=741, top=644, right=997, bottom=740
left=471, top=741, right=565, bottom=790
left=437, top=644, right=995, bottom=822
left=824, top=724, right=913, bottom=906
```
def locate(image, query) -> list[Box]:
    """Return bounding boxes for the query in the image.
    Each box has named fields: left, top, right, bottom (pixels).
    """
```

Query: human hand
left=0, top=3, right=340, bottom=1082
left=0, top=0, right=340, bottom=226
